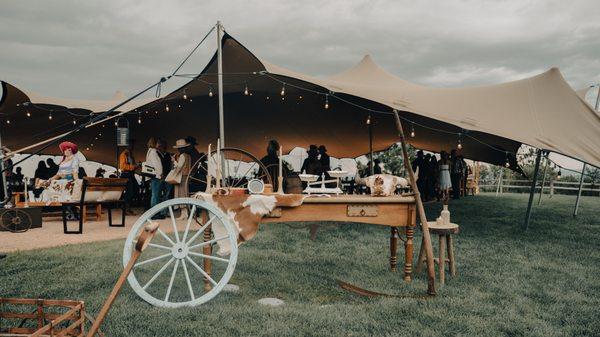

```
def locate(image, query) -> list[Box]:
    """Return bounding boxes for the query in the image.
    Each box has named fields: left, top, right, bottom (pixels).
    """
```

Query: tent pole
left=217, top=21, right=225, bottom=147
left=537, top=151, right=549, bottom=205
left=573, top=163, right=586, bottom=216
left=0, top=126, right=8, bottom=203
left=495, top=167, right=503, bottom=196
left=595, top=85, right=600, bottom=111
left=524, top=149, right=542, bottom=230
left=392, top=110, right=436, bottom=296
left=368, top=116, right=374, bottom=175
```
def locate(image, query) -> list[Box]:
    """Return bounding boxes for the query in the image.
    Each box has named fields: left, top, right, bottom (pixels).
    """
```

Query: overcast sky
left=1, top=0, right=599, bottom=170
left=1, top=0, right=599, bottom=100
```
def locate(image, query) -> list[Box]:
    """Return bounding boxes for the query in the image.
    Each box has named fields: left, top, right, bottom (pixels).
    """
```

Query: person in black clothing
left=373, top=159, right=382, bottom=174
left=157, top=138, right=173, bottom=199
left=13, top=167, right=24, bottom=183
left=95, top=168, right=106, bottom=178
left=46, top=158, right=59, bottom=177
left=318, top=145, right=335, bottom=187
left=411, top=150, right=429, bottom=199
left=78, top=167, right=87, bottom=178
left=450, top=149, right=463, bottom=199
left=33, top=161, right=49, bottom=198
left=301, top=145, right=323, bottom=176
left=260, top=140, right=287, bottom=191
left=184, top=136, right=206, bottom=193
left=427, top=155, right=438, bottom=201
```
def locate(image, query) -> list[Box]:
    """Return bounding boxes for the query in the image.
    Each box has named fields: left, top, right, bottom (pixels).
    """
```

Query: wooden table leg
left=439, top=234, right=446, bottom=285
left=390, top=227, right=398, bottom=272
left=202, top=210, right=212, bottom=292
left=309, top=224, right=318, bottom=241
left=447, top=234, right=456, bottom=277
left=404, top=226, right=414, bottom=281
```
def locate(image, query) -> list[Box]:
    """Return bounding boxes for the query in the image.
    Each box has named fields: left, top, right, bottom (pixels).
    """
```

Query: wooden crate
left=0, top=298, right=85, bottom=336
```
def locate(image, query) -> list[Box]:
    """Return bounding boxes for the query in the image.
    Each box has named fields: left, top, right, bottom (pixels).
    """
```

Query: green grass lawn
left=1, top=193, right=599, bottom=336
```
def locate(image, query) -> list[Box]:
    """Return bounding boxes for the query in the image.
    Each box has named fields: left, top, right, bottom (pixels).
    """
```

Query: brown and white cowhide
left=193, top=193, right=304, bottom=256
left=355, top=174, right=409, bottom=196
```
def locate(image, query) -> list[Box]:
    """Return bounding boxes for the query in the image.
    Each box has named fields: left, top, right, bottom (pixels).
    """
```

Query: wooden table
left=262, top=194, right=417, bottom=281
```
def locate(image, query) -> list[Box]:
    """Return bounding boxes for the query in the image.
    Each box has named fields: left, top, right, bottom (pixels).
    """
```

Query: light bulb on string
left=244, top=84, right=249, bottom=96
left=208, top=86, right=214, bottom=97
left=86, top=147, right=90, bottom=151
left=183, top=90, right=188, bottom=100
left=26, top=111, right=31, bottom=117
left=280, top=84, right=286, bottom=96
left=73, top=119, right=76, bottom=125
left=410, top=123, right=416, bottom=138
left=366, top=115, right=371, bottom=125
left=6, top=119, right=10, bottom=125
left=557, top=169, right=562, bottom=179
left=324, top=94, right=329, bottom=109
left=505, top=153, right=510, bottom=168
left=138, top=112, right=142, bottom=124
left=114, top=120, right=118, bottom=127
left=457, top=134, right=463, bottom=150
left=165, top=104, right=170, bottom=112
left=48, top=112, right=53, bottom=120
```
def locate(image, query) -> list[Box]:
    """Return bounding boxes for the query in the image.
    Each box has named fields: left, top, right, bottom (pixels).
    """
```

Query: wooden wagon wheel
left=0, top=209, right=32, bottom=233
left=123, top=198, right=238, bottom=308
left=186, top=147, right=273, bottom=194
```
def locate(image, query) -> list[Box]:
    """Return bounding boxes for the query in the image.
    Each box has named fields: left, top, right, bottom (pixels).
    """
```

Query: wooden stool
left=416, top=221, right=459, bottom=285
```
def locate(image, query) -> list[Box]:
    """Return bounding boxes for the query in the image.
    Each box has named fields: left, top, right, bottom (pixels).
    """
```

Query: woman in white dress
left=437, top=151, right=452, bottom=202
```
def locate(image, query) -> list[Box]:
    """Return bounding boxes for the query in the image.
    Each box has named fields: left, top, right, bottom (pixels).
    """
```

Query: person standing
left=170, top=139, right=192, bottom=218
left=46, top=158, right=59, bottom=177
left=411, top=150, right=428, bottom=199
left=438, top=151, right=452, bottom=202
left=119, top=142, right=139, bottom=215
left=450, top=149, right=463, bottom=199
left=145, top=137, right=164, bottom=217
left=156, top=139, right=173, bottom=216
left=184, top=136, right=206, bottom=193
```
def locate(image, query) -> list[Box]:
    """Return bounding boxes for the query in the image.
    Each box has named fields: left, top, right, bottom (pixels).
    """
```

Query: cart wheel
left=123, top=198, right=238, bottom=308
left=1, top=209, right=32, bottom=233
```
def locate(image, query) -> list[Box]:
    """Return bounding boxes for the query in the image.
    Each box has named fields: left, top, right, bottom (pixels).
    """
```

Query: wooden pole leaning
left=524, top=149, right=542, bottom=230
left=573, top=162, right=586, bottom=216
left=537, top=151, right=549, bottom=205
left=87, top=222, right=159, bottom=337
left=392, top=110, right=436, bottom=296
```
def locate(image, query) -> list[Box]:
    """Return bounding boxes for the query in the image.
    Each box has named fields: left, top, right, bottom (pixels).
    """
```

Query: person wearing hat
left=119, top=141, right=139, bottom=215
left=168, top=139, right=192, bottom=219
left=49, top=141, right=80, bottom=181
left=184, top=136, right=206, bottom=193
left=300, top=145, right=323, bottom=188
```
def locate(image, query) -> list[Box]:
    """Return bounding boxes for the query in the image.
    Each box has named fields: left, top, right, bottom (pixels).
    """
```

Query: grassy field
left=1, top=193, right=599, bottom=337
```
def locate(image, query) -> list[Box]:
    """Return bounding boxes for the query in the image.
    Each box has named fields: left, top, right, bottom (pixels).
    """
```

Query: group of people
left=412, top=149, right=469, bottom=202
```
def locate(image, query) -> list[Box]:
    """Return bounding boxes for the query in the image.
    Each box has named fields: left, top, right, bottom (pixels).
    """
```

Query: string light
left=138, top=112, right=142, bottom=124
left=266, top=96, right=270, bottom=100
left=165, top=104, right=170, bottom=112
left=114, top=120, right=118, bottom=126
left=6, top=119, right=10, bottom=125
left=457, top=135, right=463, bottom=150
left=244, top=84, right=249, bottom=96
left=410, top=123, right=416, bottom=138
left=208, top=86, right=214, bottom=97
left=505, top=152, right=510, bottom=167
left=280, top=84, right=286, bottom=96
left=183, top=90, right=188, bottom=100
left=366, top=115, right=371, bottom=125
left=48, top=112, right=53, bottom=120
left=73, top=119, right=76, bottom=125
left=26, top=111, right=31, bottom=117
left=557, top=169, right=562, bottom=179
left=324, top=94, right=329, bottom=109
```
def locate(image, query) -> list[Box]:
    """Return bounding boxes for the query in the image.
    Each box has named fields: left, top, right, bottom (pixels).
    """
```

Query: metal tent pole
left=537, top=151, right=549, bottom=205
left=368, top=115, right=374, bottom=175
left=217, top=21, right=225, bottom=147
left=524, top=149, right=542, bottom=230
left=573, top=163, right=586, bottom=216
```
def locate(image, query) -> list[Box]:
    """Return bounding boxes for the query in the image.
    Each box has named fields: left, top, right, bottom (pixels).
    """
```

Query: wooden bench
left=13, top=191, right=103, bottom=222
left=62, top=177, right=128, bottom=234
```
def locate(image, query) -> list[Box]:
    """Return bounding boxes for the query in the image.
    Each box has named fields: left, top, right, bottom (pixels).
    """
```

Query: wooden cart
left=0, top=298, right=85, bottom=337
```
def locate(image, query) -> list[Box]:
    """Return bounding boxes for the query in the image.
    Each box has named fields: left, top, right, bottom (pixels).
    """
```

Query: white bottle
left=441, top=204, right=450, bottom=225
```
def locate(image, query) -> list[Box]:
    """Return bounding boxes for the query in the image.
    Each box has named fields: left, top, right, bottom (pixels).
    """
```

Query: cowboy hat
left=173, top=139, right=191, bottom=149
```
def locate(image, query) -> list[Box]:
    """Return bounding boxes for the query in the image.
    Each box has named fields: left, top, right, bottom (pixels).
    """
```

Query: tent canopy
left=1, top=33, right=599, bottom=171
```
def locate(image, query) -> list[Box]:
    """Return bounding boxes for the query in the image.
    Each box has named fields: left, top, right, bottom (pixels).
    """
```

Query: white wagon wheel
left=123, top=198, right=238, bottom=308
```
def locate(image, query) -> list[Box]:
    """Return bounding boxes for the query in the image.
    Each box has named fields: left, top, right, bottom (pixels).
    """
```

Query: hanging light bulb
left=114, top=120, right=118, bottom=126
left=457, top=136, right=463, bottom=150
left=48, top=112, right=53, bottom=120
left=183, top=90, right=188, bottom=100
left=6, top=119, right=10, bottom=124
left=244, top=84, right=249, bottom=96
left=299, top=95, right=303, bottom=100
left=366, top=115, right=371, bottom=125
left=73, top=119, right=76, bottom=125
left=165, top=104, right=170, bottom=112
left=138, top=112, right=142, bottom=124
left=266, top=96, right=270, bottom=100
left=324, top=94, right=329, bottom=109
left=410, top=123, right=416, bottom=138
left=26, top=111, right=31, bottom=117
left=505, top=153, right=510, bottom=167
left=208, top=86, right=214, bottom=97
left=557, top=169, right=562, bottom=179
left=280, top=84, right=286, bottom=96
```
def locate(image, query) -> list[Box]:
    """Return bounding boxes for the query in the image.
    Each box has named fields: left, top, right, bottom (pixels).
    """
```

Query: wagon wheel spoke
left=135, top=253, right=172, bottom=268
left=185, top=215, right=216, bottom=246
left=231, top=151, right=244, bottom=187
left=168, top=206, right=180, bottom=243
left=186, top=256, right=217, bottom=286
left=188, top=235, right=229, bottom=250
left=181, top=205, right=197, bottom=243
left=142, top=257, right=175, bottom=290
left=165, top=259, right=180, bottom=301
left=188, top=176, right=206, bottom=184
left=188, top=251, right=229, bottom=263
left=181, top=260, right=195, bottom=300
left=133, top=240, right=172, bottom=251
